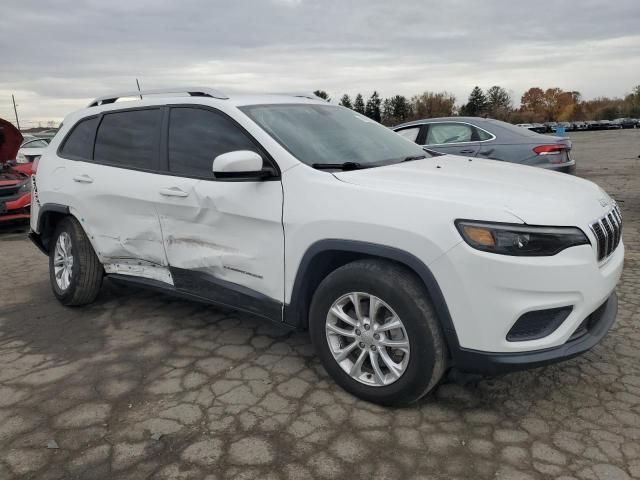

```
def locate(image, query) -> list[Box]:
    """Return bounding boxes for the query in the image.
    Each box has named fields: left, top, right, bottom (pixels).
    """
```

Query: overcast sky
left=1, top=0, right=639, bottom=127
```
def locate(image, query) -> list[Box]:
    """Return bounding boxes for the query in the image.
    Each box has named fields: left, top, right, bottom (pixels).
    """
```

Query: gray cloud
left=1, top=0, right=639, bottom=126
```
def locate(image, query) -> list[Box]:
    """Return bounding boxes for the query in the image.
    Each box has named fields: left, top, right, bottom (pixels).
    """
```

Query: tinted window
left=168, top=107, right=259, bottom=177
left=94, top=109, right=160, bottom=169
left=60, top=116, right=99, bottom=160
left=395, top=126, right=420, bottom=142
left=426, top=123, right=473, bottom=144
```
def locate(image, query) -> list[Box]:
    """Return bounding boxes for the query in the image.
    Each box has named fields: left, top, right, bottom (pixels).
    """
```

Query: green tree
left=353, top=93, right=365, bottom=114
left=339, top=94, right=353, bottom=109
left=460, top=86, right=487, bottom=117
left=390, top=95, right=410, bottom=122
left=313, top=90, right=330, bottom=101
left=365, top=91, right=382, bottom=122
left=381, top=98, right=394, bottom=125
left=485, top=86, right=512, bottom=119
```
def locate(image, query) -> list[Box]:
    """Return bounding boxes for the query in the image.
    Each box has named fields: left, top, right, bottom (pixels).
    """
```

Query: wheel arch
left=31, top=203, right=72, bottom=254
left=284, top=239, right=460, bottom=352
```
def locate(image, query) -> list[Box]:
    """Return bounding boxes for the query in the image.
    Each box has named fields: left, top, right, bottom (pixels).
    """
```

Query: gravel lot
left=0, top=129, right=639, bottom=480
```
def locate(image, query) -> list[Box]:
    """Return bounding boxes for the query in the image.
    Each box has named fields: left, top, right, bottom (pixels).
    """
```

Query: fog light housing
left=507, top=306, right=573, bottom=342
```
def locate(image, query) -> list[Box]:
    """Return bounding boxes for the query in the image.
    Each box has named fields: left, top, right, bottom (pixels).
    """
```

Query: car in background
left=394, top=117, right=575, bottom=173
left=0, top=118, right=31, bottom=223
left=573, top=121, right=588, bottom=131
left=544, top=122, right=558, bottom=133
left=558, top=121, right=572, bottom=132
left=612, top=118, right=636, bottom=129
left=515, top=123, right=547, bottom=134
left=17, top=138, right=49, bottom=164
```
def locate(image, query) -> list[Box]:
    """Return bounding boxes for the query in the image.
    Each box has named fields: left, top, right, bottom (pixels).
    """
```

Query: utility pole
left=12, top=94, right=20, bottom=130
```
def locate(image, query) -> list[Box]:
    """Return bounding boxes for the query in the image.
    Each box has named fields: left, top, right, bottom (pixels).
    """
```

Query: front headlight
left=455, top=220, right=589, bottom=256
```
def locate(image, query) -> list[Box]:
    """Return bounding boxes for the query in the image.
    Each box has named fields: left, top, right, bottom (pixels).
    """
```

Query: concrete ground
left=0, top=129, right=639, bottom=480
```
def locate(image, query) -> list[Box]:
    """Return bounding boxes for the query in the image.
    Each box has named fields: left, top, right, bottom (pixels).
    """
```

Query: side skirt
left=106, top=268, right=285, bottom=326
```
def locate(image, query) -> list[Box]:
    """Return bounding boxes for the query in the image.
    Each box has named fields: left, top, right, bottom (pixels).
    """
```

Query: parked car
left=612, top=118, right=636, bottom=129
left=17, top=138, right=49, bottom=164
left=394, top=117, right=575, bottom=173
left=0, top=118, right=32, bottom=223
left=544, top=122, right=558, bottom=133
left=558, top=121, right=572, bottom=132
left=30, top=88, right=623, bottom=405
left=573, top=121, right=588, bottom=131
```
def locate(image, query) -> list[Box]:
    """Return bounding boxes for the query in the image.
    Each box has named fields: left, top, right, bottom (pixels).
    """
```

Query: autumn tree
left=339, top=94, right=353, bottom=109
left=410, top=91, right=456, bottom=119
left=353, top=93, right=365, bottom=114
left=520, top=87, right=546, bottom=118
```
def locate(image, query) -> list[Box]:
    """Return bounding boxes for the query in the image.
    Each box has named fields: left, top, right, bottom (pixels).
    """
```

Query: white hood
left=334, top=155, right=612, bottom=227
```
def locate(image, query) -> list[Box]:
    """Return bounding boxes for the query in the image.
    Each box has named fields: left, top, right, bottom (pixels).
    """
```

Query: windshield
left=240, top=104, right=428, bottom=167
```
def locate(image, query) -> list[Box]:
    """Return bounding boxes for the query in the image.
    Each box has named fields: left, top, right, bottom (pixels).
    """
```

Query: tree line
left=312, top=85, right=640, bottom=126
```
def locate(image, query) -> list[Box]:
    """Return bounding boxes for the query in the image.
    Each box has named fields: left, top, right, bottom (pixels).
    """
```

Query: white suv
left=30, top=87, right=623, bottom=405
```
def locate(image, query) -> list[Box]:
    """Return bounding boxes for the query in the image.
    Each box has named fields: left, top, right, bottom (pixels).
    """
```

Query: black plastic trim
left=453, top=293, right=618, bottom=374
left=170, top=267, right=283, bottom=323
left=36, top=203, right=70, bottom=232
left=28, top=231, right=48, bottom=255
left=283, top=239, right=460, bottom=351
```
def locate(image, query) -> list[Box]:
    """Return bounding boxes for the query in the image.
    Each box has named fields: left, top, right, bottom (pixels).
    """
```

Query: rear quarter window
left=59, top=116, right=99, bottom=160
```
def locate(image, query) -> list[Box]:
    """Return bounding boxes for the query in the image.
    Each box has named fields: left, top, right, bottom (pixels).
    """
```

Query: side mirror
left=212, top=150, right=272, bottom=179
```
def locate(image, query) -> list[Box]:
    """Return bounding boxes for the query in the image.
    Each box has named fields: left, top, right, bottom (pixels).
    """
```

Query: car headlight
left=455, top=220, right=589, bottom=256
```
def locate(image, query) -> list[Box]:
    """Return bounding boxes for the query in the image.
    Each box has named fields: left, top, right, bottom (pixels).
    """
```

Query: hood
left=0, top=118, right=23, bottom=164
left=333, top=155, right=611, bottom=227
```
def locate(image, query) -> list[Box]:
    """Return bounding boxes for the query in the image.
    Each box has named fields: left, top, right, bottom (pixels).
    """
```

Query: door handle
left=73, top=174, right=94, bottom=183
left=459, top=149, right=475, bottom=154
left=159, top=187, right=189, bottom=197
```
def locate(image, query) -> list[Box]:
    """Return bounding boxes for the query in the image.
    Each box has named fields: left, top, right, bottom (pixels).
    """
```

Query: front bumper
left=452, top=292, right=618, bottom=374
left=430, top=239, right=623, bottom=357
left=0, top=192, right=31, bottom=222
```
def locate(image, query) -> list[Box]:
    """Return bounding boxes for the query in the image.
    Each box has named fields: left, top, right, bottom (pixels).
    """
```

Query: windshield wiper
left=402, top=155, right=427, bottom=162
left=311, top=162, right=365, bottom=171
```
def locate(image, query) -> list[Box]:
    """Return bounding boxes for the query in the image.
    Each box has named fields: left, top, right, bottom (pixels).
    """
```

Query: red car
left=0, top=118, right=32, bottom=223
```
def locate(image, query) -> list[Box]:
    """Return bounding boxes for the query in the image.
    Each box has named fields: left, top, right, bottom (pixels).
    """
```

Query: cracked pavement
left=0, top=129, right=639, bottom=479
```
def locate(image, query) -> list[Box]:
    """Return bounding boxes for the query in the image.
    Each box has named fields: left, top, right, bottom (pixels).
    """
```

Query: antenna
left=136, top=79, right=142, bottom=100
left=12, top=94, right=20, bottom=130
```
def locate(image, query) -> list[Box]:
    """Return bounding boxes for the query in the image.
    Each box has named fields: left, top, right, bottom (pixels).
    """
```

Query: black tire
left=309, top=259, right=447, bottom=406
left=49, top=216, right=104, bottom=306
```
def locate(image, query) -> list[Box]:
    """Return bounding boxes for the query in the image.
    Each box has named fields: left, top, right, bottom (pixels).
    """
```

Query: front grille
left=590, top=205, right=622, bottom=261
left=0, top=184, right=21, bottom=198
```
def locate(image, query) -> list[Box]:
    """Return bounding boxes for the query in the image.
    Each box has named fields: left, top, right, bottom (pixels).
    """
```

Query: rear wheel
left=49, top=217, right=103, bottom=306
left=309, top=259, right=447, bottom=406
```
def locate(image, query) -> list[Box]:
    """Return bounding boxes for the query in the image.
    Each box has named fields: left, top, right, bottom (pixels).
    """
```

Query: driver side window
left=426, top=123, right=473, bottom=145
left=168, top=107, right=261, bottom=178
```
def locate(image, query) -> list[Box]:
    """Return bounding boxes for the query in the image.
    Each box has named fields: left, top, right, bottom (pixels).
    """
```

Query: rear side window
left=476, top=128, right=493, bottom=141
left=426, top=123, right=474, bottom=144
left=60, top=116, right=99, bottom=160
left=94, top=109, right=161, bottom=169
left=395, top=126, right=420, bottom=142
left=168, top=107, right=259, bottom=177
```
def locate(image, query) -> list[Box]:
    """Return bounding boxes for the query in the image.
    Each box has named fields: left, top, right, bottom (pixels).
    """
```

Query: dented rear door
left=70, top=107, right=170, bottom=283
left=156, top=106, right=285, bottom=321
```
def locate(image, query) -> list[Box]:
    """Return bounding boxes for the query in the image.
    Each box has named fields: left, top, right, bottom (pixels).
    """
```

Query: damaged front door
left=156, top=106, right=284, bottom=322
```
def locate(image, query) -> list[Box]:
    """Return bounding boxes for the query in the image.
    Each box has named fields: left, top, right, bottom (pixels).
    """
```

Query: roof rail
left=273, top=92, right=328, bottom=102
left=87, top=87, right=228, bottom=107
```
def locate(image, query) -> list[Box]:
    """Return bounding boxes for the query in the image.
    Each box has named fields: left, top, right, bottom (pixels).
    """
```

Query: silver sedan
left=393, top=117, right=575, bottom=174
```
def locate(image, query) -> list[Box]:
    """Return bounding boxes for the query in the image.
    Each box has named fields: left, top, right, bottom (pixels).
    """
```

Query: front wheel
left=309, top=259, right=447, bottom=406
left=49, top=217, right=104, bottom=306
